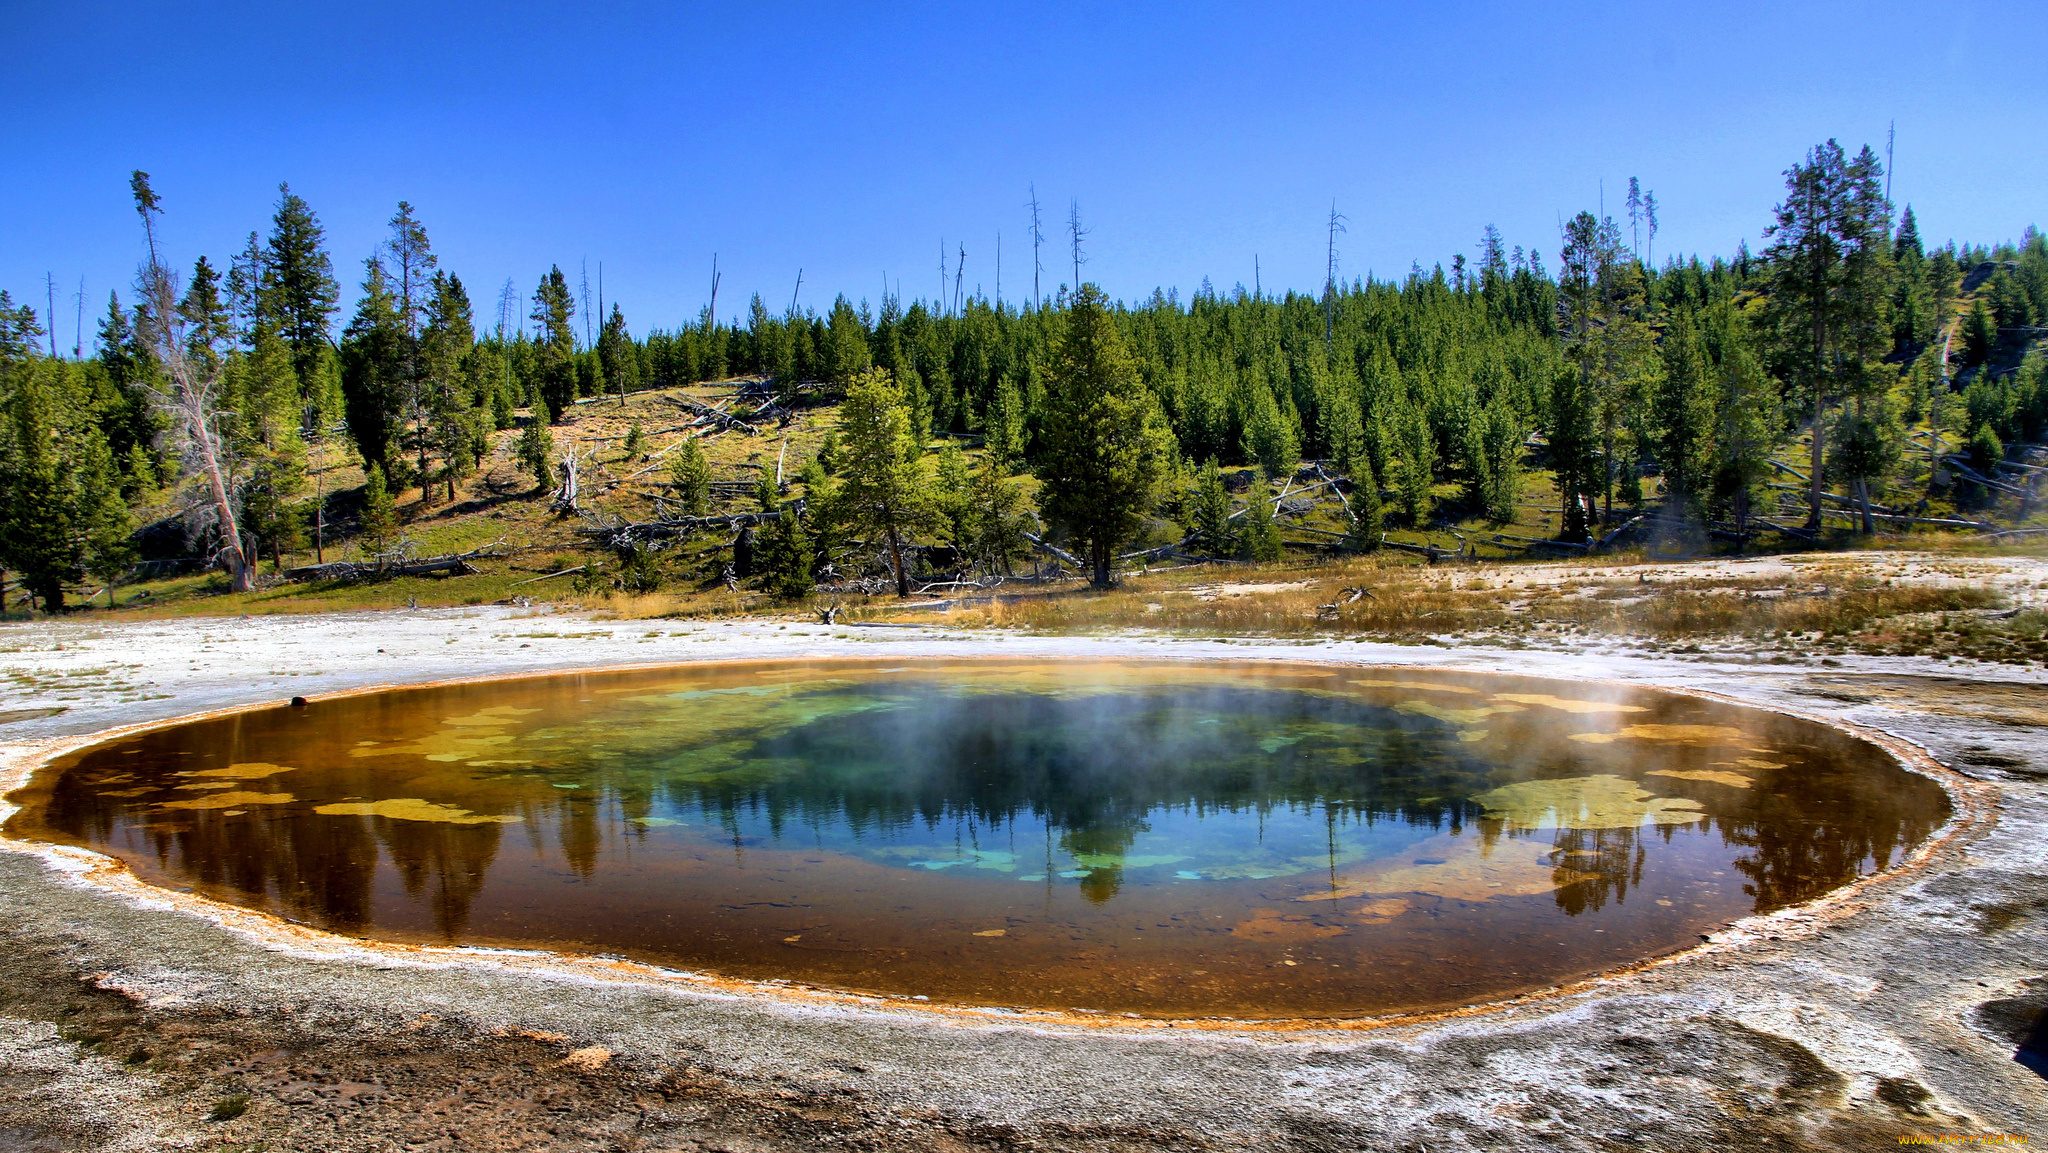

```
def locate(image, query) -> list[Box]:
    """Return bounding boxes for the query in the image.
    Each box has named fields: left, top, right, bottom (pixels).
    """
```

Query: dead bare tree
left=702, top=254, right=721, bottom=334
left=1324, top=201, right=1347, bottom=350
left=129, top=171, right=255, bottom=592
left=1026, top=184, right=1045, bottom=309
left=1067, top=199, right=1088, bottom=290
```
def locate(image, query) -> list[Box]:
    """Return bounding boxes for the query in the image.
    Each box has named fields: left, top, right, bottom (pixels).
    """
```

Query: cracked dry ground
left=0, top=949, right=985, bottom=1152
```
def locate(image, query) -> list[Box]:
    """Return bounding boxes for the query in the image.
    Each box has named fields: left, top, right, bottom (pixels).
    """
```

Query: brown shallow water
left=3, top=659, right=1948, bottom=1018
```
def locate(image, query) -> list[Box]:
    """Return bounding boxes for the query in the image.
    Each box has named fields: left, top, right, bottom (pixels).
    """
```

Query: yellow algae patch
left=1646, top=769, right=1755, bottom=789
left=1458, top=730, right=1489, bottom=743
left=1733, top=757, right=1786, bottom=770
left=1302, top=834, right=1589, bottom=903
left=1568, top=723, right=1750, bottom=745
left=314, top=798, right=521, bottom=825
left=1472, top=775, right=1705, bottom=831
left=439, top=706, right=539, bottom=726
left=98, top=787, right=156, bottom=798
left=1351, top=898, right=1410, bottom=924
left=173, top=781, right=238, bottom=790
left=972, top=929, right=1007, bottom=937
left=178, top=761, right=299, bottom=780
left=355, top=731, right=518, bottom=760
left=1393, top=700, right=1526, bottom=725
left=162, top=791, right=295, bottom=810
left=1491, top=693, right=1649, bottom=715
left=1350, top=679, right=1482, bottom=695
left=1231, top=909, right=1347, bottom=941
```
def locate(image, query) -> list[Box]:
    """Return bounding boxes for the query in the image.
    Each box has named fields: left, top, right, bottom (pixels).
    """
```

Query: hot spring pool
left=4, top=660, right=1948, bottom=1018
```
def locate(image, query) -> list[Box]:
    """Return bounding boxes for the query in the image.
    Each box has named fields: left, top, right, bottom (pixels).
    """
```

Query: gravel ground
left=0, top=563, right=2044, bottom=1151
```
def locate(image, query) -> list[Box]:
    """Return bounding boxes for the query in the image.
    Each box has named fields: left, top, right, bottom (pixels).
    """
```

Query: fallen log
left=508, top=565, right=586, bottom=587
left=665, top=395, right=756, bottom=435
left=1022, top=531, right=1083, bottom=569
left=582, top=508, right=794, bottom=549
left=282, top=546, right=497, bottom=584
left=1379, top=536, right=1463, bottom=562
left=1940, top=456, right=2030, bottom=497
left=1490, top=531, right=1590, bottom=551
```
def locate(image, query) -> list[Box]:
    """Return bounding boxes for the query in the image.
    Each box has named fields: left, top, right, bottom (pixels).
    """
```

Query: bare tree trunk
left=171, top=367, right=253, bottom=591
left=553, top=453, right=580, bottom=514
left=132, top=173, right=254, bottom=592
left=885, top=522, right=910, bottom=597
left=1602, top=425, right=1614, bottom=528
left=1806, top=409, right=1825, bottom=533
left=1856, top=477, right=1875, bottom=535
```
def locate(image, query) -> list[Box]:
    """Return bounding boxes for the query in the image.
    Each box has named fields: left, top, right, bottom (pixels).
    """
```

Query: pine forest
left=3, top=142, right=2046, bottom=614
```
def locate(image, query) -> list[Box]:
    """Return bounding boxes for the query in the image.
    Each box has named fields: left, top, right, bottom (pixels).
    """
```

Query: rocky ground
left=0, top=554, right=2044, bottom=1151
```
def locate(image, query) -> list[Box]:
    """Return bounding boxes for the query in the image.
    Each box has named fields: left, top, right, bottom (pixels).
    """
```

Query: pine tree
left=242, top=453, right=305, bottom=570
left=1653, top=308, right=1715, bottom=517
left=1323, top=380, right=1365, bottom=482
left=260, top=183, right=340, bottom=405
left=985, top=375, right=1025, bottom=470
left=1478, top=392, right=1523, bottom=522
left=1343, top=473, right=1382, bottom=552
left=668, top=439, right=711, bottom=514
left=756, top=504, right=815, bottom=598
left=1962, top=298, right=1996, bottom=367
left=1034, top=284, right=1172, bottom=586
left=0, top=365, right=83, bottom=609
left=1761, top=139, right=1894, bottom=531
left=1831, top=398, right=1896, bottom=533
left=825, top=296, right=871, bottom=389
left=531, top=267, right=578, bottom=421
left=1191, top=459, right=1235, bottom=557
left=179, top=256, right=232, bottom=376
left=1548, top=367, right=1599, bottom=542
left=339, top=259, right=405, bottom=474
left=1708, top=314, right=1777, bottom=541
left=1242, top=384, right=1300, bottom=478
left=599, top=303, right=635, bottom=404
left=421, top=272, right=478, bottom=500
left=358, top=463, right=397, bottom=554
left=1236, top=480, right=1283, bottom=562
left=76, top=428, right=134, bottom=606
left=1558, top=209, right=1656, bottom=526
left=516, top=412, right=554, bottom=491
left=934, top=443, right=971, bottom=550
left=962, top=462, right=1028, bottom=575
left=1891, top=205, right=1931, bottom=347
left=381, top=204, right=436, bottom=496
left=837, top=368, right=938, bottom=596
left=1391, top=397, right=1436, bottom=524
left=1460, top=408, right=1492, bottom=518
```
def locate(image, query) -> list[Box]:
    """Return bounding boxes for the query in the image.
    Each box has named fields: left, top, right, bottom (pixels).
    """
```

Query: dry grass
left=797, top=552, right=2039, bottom=663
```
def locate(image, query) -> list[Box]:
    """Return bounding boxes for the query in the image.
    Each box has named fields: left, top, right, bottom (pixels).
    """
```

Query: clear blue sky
left=3, top=0, right=2041, bottom=347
